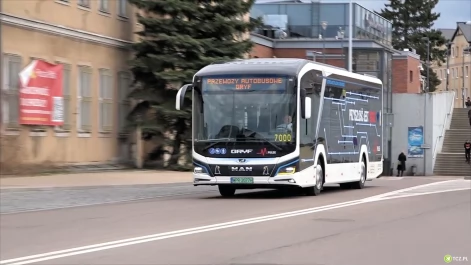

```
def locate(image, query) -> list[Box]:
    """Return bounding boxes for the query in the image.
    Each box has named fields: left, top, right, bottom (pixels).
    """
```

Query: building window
left=2, top=54, right=22, bottom=129
left=118, top=0, right=127, bottom=17
left=118, top=71, right=131, bottom=133
left=78, top=66, right=92, bottom=132
left=99, top=69, right=113, bottom=132
left=78, top=0, right=90, bottom=8
left=409, top=70, right=413, bottom=82
left=99, top=0, right=108, bottom=12
left=466, top=66, right=469, bottom=77
left=56, top=63, right=71, bottom=131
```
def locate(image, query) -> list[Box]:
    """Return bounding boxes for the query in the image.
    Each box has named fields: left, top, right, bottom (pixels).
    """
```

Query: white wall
left=391, top=91, right=455, bottom=176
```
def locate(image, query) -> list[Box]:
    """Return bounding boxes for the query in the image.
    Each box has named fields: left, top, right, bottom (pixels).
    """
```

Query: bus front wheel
left=218, top=185, right=236, bottom=197
left=304, top=162, right=323, bottom=196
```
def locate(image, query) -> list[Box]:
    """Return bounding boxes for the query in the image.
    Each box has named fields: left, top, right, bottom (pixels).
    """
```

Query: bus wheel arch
left=362, top=153, right=367, bottom=174
left=317, top=154, right=326, bottom=185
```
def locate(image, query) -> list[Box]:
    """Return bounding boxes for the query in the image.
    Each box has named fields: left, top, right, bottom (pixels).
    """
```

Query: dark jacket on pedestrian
left=397, top=152, right=407, bottom=171
left=465, top=141, right=471, bottom=152
left=466, top=98, right=471, bottom=107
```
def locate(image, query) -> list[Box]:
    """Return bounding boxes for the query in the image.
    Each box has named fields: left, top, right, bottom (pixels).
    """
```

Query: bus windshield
left=193, top=75, right=297, bottom=149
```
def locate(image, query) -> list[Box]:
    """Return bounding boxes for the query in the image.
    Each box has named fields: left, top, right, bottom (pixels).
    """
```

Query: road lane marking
left=1, top=180, right=469, bottom=265
left=0, top=200, right=365, bottom=265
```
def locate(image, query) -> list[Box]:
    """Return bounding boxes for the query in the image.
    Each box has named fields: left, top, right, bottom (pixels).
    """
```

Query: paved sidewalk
left=0, top=170, right=193, bottom=189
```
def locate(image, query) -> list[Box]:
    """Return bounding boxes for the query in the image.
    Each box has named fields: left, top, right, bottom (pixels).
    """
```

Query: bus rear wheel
left=218, top=185, right=236, bottom=197
left=351, top=159, right=367, bottom=189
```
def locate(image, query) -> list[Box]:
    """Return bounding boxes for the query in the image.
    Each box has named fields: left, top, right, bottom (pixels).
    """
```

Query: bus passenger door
left=298, top=70, right=323, bottom=184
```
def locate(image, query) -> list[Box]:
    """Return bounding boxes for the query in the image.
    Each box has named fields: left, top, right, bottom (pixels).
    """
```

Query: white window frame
left=77, top=66, right=92, bottom=133
left=99, top=69, right=113, bottom=133
left=2, top=54, right=22, bottom=130
left=118, top=71, right=131, bottom=133
left=55, top=62, right=71, bottom=132
left=466, top=66, right=469, bottom=77
left=99, top=0, right=109, bottom=13
left=118, top=0, right=127, bottom=18
left=78, top=0, right=90, bottom=8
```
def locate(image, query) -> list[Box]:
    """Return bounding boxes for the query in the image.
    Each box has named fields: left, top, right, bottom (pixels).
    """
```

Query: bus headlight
left=278, top=166, right=296, bottom=175
left=194, top=167, right=208, bottom=175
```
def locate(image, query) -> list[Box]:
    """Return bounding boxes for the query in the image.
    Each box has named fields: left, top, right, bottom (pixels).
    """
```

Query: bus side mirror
left=304, top=97, right=311, bottom=119
left=175, top=84, right=193, bottom=110
left=300, top=88, right=311, bottom=119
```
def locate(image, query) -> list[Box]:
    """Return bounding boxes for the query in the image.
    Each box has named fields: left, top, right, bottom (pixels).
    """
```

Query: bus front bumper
left=193, top=174, right=302, bottom=187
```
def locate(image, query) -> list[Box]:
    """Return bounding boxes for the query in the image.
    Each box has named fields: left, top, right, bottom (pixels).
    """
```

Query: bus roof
left=195, top=58, right=382, bottom=85
left=195, top=58, right=309, bottom=77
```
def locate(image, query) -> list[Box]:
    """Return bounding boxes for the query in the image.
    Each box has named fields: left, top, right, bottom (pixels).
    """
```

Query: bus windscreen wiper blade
left=201, top=138, right=235, bottom=151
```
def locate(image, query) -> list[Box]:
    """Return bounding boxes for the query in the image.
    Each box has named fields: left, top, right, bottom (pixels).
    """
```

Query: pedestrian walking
left=464, top=140, right=471, bottom=163
left=397, top=151, right=407, bottom=177
left=468, top=108, right=471, bottom=126
left=466, top=97, right=471, bottom=108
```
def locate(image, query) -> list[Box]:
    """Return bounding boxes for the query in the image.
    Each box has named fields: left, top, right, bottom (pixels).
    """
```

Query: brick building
left=249, top=34, right=424, bottom=94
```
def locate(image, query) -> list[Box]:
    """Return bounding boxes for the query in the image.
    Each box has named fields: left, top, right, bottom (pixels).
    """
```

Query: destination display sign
left=203, top=76, right=287, bottom=91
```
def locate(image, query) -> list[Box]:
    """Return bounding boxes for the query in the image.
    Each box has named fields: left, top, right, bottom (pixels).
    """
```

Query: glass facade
left=251, top=2, right=392, bottom=46
left=354, top=4, right=392, bottom=46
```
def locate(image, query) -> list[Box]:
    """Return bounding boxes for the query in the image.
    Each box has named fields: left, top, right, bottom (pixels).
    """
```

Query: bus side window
left=326, top=86, right=343, bottom=99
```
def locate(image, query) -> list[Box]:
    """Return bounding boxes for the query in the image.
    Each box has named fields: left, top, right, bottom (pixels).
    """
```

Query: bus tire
left=351, top=158, right=367, bottom=189
left=305, top=161, right=323, bottom=196
left=218, top=185, right=236, bottom=197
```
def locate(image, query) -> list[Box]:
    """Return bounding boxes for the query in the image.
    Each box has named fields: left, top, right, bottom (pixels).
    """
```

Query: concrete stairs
left=434, top=108, right=471, bottom=176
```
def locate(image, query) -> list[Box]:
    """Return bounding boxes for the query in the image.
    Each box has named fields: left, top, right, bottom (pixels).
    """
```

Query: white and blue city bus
left=176, top=58, right=383, bottom=197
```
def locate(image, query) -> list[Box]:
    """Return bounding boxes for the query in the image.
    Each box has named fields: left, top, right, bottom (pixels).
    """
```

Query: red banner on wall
left=19, top=60, right=63, bottom=126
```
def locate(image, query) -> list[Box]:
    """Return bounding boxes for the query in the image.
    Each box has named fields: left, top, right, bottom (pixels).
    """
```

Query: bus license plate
left=230, top=177, right=254, bottom=184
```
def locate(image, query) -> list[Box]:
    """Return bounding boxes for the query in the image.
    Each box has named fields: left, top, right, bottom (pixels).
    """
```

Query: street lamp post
left=348, top=0, right=353, bottom=72
left=462, top=46, right=471, bottom=108
left=321, top=21, right=328, bottom=64
left=422, top=37, right=430, bottom=92
left=421, top=36, right=430, bottom=175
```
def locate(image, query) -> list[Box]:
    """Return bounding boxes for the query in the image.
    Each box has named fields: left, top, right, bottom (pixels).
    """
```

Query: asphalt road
left=1, top=177, right=470, bottom=265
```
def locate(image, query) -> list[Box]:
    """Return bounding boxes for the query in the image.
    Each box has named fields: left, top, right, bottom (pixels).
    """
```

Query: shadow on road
left=203, top=185, right=375, bottom=200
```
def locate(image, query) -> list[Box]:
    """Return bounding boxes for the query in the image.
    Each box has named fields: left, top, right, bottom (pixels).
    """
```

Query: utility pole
left=348, top=0, right=353, bottom=72
left=421, top=36, right=430, bottom=175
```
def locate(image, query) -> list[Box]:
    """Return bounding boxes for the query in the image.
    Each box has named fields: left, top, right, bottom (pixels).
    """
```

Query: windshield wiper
left=201, top=138, right=235, bottom=151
